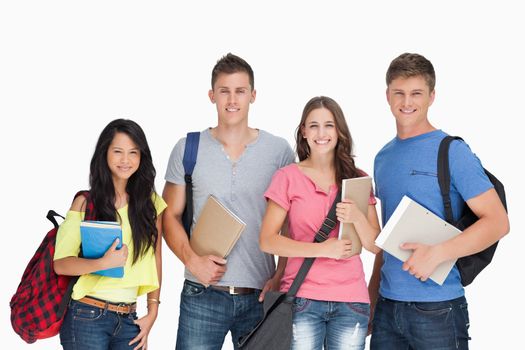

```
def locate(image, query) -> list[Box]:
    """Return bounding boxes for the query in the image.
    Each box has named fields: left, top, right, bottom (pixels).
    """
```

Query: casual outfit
left=371, top=129, right=493, bottom=349
left=265, top=164, right=376, bottom=350
left=54, top=193, right=167, bottom=349
left=165, top=128, right=294, bottom=349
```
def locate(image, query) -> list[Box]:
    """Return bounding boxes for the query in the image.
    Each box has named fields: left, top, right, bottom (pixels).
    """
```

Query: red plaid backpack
left=10, top=191, right=94, bottom=343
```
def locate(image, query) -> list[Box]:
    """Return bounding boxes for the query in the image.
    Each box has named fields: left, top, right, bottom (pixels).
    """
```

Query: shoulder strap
left=437, top=136, right=463, bottom=224
left=287, top=190, right=341, bottom=298
left=183, top=132, right=200, bottom=180
left=47, top=210, right=65, bottom=229
left=182, top=132, right=200, bottom=235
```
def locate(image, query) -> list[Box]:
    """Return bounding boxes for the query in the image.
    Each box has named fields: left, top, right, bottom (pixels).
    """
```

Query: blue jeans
left=60, top=300, right=140, bottom=350
left=291, top=297, right=369, bottom=350
left=370, top=296, right=470, bottom=350
left=175, top=280, right=263, bottom=350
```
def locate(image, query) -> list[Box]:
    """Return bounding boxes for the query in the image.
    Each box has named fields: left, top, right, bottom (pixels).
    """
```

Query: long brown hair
left=295, top=96, right=359, bottom=188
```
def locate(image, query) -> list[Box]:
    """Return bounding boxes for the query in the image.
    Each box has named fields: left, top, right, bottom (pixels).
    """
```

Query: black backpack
left=437, top=136, right=508, bottom=286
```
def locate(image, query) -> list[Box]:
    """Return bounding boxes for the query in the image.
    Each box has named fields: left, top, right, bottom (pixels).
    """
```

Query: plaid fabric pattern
left=10, top=191, right=94, bottom=343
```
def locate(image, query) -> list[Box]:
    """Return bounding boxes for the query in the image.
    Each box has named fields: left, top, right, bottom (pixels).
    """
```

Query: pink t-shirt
left=264, top=163, right=376, bottom=303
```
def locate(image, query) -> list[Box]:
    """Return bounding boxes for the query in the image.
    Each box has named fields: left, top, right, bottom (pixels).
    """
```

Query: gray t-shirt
left=165, top=128, right=295, bottom=289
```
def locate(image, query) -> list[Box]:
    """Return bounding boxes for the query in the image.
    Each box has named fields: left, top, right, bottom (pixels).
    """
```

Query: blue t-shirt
left=374, top=130, right=493, bottom=302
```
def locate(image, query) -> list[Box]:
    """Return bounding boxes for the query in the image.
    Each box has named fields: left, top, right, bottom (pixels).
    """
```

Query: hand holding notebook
left=375, top=196, right=461, bottom=285
left=337, top=176, right=372, bottom=257
left=80, top=221, right=125, bottom=278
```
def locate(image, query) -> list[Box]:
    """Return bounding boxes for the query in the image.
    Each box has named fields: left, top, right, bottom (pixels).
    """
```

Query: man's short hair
left=386, top=53, right=436, bottom=91
left=211, top=53, right=254, bottom=90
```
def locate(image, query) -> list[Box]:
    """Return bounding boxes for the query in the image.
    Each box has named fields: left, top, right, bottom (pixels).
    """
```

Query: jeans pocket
left=345, top=302, right=371, bottom=318
left=73, top=305, right=104, bottom=321
left=413, top=302, right=452, bottom=317
left=182, top=280, right=206, bottom=297
left=292, top=297, right=310, bottom=313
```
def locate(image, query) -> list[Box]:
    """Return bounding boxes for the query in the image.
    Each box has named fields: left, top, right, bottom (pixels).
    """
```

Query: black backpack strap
left=286, top=190, right=342, bottom=298
left=47, top=210, right=65, bottom=229
left=437, top=136, right=464, bottom=224
left=182, top=132, right=200, bottom=236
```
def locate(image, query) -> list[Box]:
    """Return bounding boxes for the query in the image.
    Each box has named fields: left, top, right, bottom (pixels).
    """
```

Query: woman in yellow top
left=54, top=119, right=166, bottom=350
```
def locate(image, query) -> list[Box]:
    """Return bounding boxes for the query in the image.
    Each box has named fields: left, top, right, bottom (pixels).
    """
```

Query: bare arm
left=259, top=218, right=289, bottom=302
left=54, top=196, right=128, bottom=276
left=259, top=200, right=352, bottom=259
left=438, top=188, right=509, bottom=258
left=162, top=182, right=226, bottom=285
left=402, top=188, right=510, bottom=280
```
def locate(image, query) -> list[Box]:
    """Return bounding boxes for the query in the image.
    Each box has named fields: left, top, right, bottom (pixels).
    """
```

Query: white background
left=1, top=1, right=522, bottom=349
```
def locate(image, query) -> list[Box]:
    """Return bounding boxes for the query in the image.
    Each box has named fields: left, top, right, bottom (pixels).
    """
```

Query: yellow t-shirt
left=54, top=193, right=167, bottom=302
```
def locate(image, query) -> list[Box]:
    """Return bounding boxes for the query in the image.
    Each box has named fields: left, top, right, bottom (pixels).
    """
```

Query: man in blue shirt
left=369, top=53, right=509, bottom=349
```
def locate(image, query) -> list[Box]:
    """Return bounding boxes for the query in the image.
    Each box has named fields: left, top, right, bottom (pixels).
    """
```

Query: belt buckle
left=229, top=286, right=238, bottom=295
left=116, top=303, right=128, bottom=315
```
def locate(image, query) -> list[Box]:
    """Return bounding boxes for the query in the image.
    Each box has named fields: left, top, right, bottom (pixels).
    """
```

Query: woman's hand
left=129, top=311, right=157, bottom=350
left=336, top=199, right=366, bottom=224
left=321, top=238, right=352, bottom=259
left=101, top=238, right=128, bottom=269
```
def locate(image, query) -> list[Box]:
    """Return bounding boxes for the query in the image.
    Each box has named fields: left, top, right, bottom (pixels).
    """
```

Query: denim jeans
left=175, top=280, right=263, bottom=350
left=59, top=299, right=140, bottom=350
left=291, top=297, right=369, bottom=350
left=370, top=295, right=470, bottom=350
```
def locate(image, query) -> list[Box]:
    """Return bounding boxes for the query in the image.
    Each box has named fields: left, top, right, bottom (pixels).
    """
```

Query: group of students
left=52, top=52, right=509, bottom=350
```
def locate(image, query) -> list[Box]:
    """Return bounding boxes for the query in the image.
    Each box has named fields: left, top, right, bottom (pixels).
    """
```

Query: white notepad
left=375, top=195, right=461, bottom=285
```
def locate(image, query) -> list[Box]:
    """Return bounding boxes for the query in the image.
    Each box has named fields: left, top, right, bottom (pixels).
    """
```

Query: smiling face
left=107, top=132, right=141, bottom=184
left=387, top=75, right=436, bottom=138
left=301, top=107, right=338, bottom=157
left=208, top=72, right=256, bottom=127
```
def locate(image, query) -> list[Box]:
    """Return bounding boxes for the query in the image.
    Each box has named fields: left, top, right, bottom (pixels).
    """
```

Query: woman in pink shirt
left=260, top=96, right=381, bottom=349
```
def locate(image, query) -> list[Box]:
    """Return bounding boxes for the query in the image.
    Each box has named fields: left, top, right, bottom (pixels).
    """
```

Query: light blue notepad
left=80, top=221, right=124, bottom=278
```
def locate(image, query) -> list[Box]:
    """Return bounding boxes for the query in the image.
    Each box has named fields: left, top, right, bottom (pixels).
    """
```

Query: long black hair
left=89, top=118, right=158, bottom=264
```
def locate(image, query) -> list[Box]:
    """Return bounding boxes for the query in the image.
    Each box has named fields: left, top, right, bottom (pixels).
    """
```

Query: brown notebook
left=337, top=176, right=372, bottom=257
left=190, top=195, right=246, bottom=258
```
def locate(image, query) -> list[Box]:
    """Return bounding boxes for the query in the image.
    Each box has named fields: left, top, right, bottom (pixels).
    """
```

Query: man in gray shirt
left=163, top=53, right=294, bottom=349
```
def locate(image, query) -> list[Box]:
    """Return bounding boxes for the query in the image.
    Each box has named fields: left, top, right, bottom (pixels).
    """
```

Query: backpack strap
left=182, top=132, right=200, bottom=236
left=46, top=210, right=65, bottom=229
left=73, top=190, right=96, bottom=221
left=437, top=136, right=464, bottom=225
left=286, top=190, right=342, bottom=298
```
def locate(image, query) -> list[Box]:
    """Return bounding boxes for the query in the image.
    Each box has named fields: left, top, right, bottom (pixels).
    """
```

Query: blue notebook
left=80, top=221, right=124, bottom=278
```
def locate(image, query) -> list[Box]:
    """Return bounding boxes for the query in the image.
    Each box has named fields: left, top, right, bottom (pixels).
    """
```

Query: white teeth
left=315, top=140, right=329, bottom=144
left=401, top=109, right=416, bottom=113
left=226, top=108, right=239, bottom=112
